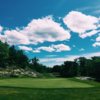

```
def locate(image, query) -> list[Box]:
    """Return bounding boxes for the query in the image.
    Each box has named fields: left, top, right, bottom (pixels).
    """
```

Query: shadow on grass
left=0, top=86, right=100, bottom=100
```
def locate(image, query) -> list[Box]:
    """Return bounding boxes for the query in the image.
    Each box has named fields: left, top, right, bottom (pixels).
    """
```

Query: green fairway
left=0, top=78, right=100, bottom=100
left=0, top=78, right=94, bottom=88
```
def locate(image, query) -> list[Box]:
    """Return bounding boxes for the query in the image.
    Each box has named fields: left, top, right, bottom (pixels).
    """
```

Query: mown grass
left=0, top=78, right=100, bottom=100
left=0, top=78, right=94, bottom=88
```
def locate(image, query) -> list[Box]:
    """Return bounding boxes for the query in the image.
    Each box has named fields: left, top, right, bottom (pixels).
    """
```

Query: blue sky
left=0, top=0, right=100, bottom=66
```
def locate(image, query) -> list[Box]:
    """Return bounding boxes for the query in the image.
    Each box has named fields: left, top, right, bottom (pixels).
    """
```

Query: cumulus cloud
left=24, top=16, right=70, bottom=43
left=4, top=30, right=30, bottom=45
left=18, top=46, right=32, bottom=51
left=1, top=16, right=71, bottom=45
left=0, top=34, right=6, bottom=43
left=52, top=44, right=71, bottom=52
left=63, top=11, right=99, bottom=38
left=33, top=44, right=71, bottom=53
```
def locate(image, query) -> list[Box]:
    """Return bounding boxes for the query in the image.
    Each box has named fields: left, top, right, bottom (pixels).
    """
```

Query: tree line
left=52, top=57, right=100, bottom=81
left=0, top=41, right=50, bottom=73
left=0, top=41, right=100, bottom=81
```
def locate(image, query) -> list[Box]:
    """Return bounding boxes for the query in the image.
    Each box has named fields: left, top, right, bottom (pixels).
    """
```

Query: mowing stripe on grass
left=0, top=78, right=94, bottom=88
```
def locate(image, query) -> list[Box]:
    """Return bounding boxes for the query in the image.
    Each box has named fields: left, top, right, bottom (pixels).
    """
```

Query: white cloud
left=0, top=34, right=6, bottom=43
left=0, top=26, right=4, bottom=42
left=40, top=55, right=78, bottom=64
left=52, top=44, right=71, bottom=52
left=4, top=30, right=30, bottom=45
left=38, top=46, right=55, bottom=52
left=93, top=42, right=100, bottom=47
left=40, top=55, right=81, bottom=67
left=0, top=26, right=3, bottom=32
left=23, top=16, right=71, bottom=44
left=79, top=48, right=85, bottom=51
left=63, top=11, right=99, bottom=38
left=33, top=44, right=71, bottom=53
left=80, top=30, right=99, bottom=38
left=96, top=35, right=100, bottom=41
left=93, top=35, right=100, bottom=47
left=32, top=49, right=41, bottom=53
left=83, top=52, right=100, bottom=58
left=1, top=16, right=70, bottom=45
left=40, top=52, right=100, bottom=67
left=18, top=46, right=32, bottom=51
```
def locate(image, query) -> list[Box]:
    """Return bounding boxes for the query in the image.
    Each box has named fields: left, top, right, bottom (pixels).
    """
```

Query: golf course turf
left=0, top=78, right=100, bottom=100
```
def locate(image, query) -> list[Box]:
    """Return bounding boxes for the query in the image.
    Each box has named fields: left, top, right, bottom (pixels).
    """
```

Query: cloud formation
left=79, top=48, right=85, bottom=51
left=18, top=46, right=32, bottom=51
left=0, top=16, right=71, bottom=45
left=80, top=30, right=99, bottom=38
left=63, top=11, right=99, bottom=38
left=4, top=30, right=30, bottom=45
left=0, top=34, right=6, bottom=43
left=0, top=11, right=99, bottom=55
left=93, top=35, right=100, bottom=47
left=51, top=44, right=71, bottom=52
left=23, top=16, right=71, bottom=44
left=33, top=44, right=71, bottom=53
left=17, top=44, right=71, bottom=53
left=0, top=26, right=3, bottom=32
left=40, top=52, right=100, bottom=67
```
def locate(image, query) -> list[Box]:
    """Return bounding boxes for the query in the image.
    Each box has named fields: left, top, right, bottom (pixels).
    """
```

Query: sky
left=0, top=0, right=100, bottom=67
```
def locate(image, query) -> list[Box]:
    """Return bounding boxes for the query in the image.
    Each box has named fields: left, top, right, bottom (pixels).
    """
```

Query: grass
left=0, top=78, right=100, bottom=100
left=0, top=78, right=94, bottom=88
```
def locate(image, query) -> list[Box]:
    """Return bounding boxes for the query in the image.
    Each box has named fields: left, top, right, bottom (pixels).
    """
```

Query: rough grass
left=0, top=78, right=100, bottom=100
